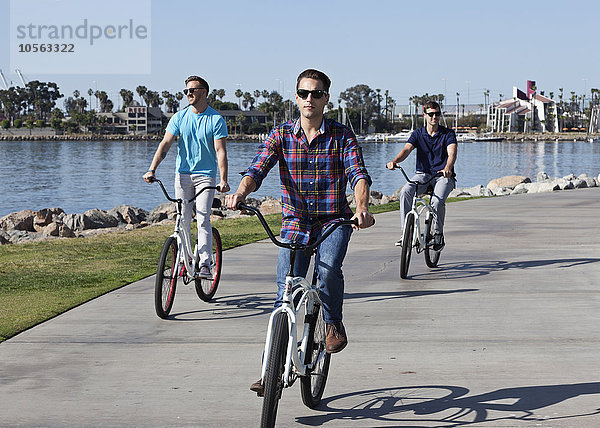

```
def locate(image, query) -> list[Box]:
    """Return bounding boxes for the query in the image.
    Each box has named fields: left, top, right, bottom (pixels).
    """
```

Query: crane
left=0, top=69, right=9, bottom=90
left=15, top=69, right=27, bottom=86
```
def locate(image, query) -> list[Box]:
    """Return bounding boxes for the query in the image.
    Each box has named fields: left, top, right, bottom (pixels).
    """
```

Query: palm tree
left=87, top=88, right=93, bottom=110
left=73, top=90, right=80, bottom=99
left=136, top=85, right=147, bottom=106
left=120, top=89, right=134, bottom=110
left=235, top=89, right=243, bottom=109
left=216, top=89, right=225, bottom=101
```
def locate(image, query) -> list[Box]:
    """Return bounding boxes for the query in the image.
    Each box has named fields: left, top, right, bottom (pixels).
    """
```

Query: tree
left=339, top=84, right=378, bottom=132
left=216, top=89, right=226, bottom=101
left=120, top=89, right=134, bottom=109
left=136, top=85, right=147, bottom=105
left=235, top=89, right=243, bottom=109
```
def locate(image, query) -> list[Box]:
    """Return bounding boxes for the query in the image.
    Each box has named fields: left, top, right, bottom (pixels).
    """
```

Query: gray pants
left=174, top=173, right=216, bottom=267
left=399, top=173, right=455, bottom=235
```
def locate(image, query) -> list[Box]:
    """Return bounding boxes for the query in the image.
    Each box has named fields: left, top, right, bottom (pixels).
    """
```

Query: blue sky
left=1, top=0, right=598, bottom=109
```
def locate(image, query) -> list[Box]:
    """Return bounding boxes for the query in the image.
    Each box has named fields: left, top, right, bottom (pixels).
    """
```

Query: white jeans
left=174, top=174, right=216, bottom=267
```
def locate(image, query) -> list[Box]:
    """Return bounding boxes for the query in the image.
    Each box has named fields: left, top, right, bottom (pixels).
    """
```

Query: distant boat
left=456, top=132, right=477, bottom=142
left=388, top=130, right=413, bottom=142
left=474, top=134, right=505, bottom=142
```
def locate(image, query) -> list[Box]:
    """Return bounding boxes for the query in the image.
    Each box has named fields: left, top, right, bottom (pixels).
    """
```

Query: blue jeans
left=275, top=224, right=352, bottom=324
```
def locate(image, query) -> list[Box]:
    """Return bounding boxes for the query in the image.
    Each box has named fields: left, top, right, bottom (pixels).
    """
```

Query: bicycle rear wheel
left=300, top=301, right=331, bottom=408
left=261, top=312, right=289, bottom=428
left=400, top=213, right=414, bottom=279
left=195, top=227, right=222, bottom=302
left=155, top=236, right=178, bottom=318
left=424, top=212, right=442, bottom=268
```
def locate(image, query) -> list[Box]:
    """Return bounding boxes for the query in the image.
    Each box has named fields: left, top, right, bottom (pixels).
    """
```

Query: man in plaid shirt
left=226, top=69, right=374, bottom=393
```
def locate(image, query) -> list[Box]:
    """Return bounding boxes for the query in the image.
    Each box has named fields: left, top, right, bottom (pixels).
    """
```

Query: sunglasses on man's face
left=183, top=87, right=205, bottom=95
left=425, top=111, right=441, bottom=117
left=296, top=89, right=328, bottom=99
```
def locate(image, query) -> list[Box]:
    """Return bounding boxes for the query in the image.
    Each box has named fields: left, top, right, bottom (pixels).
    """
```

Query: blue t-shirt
left=166, top=105, right=228, bottom=176
left=407, top=125, right=457, bottom=174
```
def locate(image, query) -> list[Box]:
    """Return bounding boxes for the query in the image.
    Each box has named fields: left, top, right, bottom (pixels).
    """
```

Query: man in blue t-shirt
left=386, top=100, right=457, bottom=250
left=143, top=76, right=229, bottom=278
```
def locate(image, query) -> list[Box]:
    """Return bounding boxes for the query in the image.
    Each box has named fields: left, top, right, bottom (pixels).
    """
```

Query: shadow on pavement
left=411, top=258, right=600, bottom=280
left=169, top=292, right=274, bottom=321
left=344, top=289, right=478, bottom=303
left=296, top=382, right=600, bottom=426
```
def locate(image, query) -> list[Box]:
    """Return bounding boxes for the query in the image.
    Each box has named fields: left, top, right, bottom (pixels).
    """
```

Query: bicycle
left=394, top=166, right=444, bottom=279
left=237, top=202, right=358, bottom=428
left=150, top=178, right=223, bottom=319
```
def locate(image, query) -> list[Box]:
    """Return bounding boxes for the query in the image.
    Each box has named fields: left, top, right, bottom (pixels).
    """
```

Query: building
left=487, top=81, right=558, bottom=133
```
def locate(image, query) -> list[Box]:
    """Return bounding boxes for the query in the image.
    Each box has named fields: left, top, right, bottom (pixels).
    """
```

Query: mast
left=0, top=70, right=9, bottom=90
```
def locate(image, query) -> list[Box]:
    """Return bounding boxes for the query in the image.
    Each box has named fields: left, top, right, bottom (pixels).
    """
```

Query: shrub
left=0, top=119, right=9, bottom=129
left=36, top=120, right=45, bottom=128
left=13, top=119, right=23, bottom=128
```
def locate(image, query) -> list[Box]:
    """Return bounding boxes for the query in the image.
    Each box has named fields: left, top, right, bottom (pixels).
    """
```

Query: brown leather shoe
left=326, top=322, right=348, bottom=353
left=250, top=379, right=264, bottom=396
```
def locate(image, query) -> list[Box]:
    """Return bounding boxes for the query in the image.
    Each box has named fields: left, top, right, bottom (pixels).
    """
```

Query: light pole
left=92, top=80, right=98, bottom=111
left=442, top=78, right=447, bottom=112
left=582, top=78, right=588, bottom=111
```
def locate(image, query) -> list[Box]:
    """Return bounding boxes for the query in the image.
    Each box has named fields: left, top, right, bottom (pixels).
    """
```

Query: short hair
left=423, top=100, right=441, bottom=112
left=185, top=75, right=209, bottom=93
left=296, top=69, right=331, bottom=92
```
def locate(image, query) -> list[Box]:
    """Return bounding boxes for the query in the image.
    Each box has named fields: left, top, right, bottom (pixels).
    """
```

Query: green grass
left=0, top=197, right=478, bottom=342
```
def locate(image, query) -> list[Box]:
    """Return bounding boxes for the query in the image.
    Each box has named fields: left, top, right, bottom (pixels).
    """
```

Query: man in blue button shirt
left=386, top=100, right=457, bottom=250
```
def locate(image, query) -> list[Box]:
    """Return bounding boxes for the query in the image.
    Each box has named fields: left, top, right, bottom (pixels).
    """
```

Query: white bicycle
left=395, top=166, right=444, bottom=279
left=150, top=178, right=223, bottom=319
left=238, top=202, right=357, bottom=428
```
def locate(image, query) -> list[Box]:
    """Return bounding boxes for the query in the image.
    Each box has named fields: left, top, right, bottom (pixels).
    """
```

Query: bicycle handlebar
left=149, top=177, right=220, bottom=204
left=393, top=165, right=444, bottom=186
left=237, top=202, right=358, bottom=252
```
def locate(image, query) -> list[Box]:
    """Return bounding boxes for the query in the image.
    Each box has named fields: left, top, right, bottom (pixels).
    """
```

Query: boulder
left=0, top=230, right=10, bottom=245
left=63, top=213, right=87, bottom=231
left=460, top=185, right=493, bottom=197
left=524, top=182, right=559, bottom=193
left=41, top=222, right=75, bottom=238
left=448, top=188, right=474, bottom=198
left=148, top=202, right=176, bottom=223
left=552, top=178, right=574, bottom=190
left=572, top=179, right=588, bottom=189
left=563, top=173, right=576, bottom=181
left=489, top=186, right=512, bottom=196
left=33, top=208, right=65, bottom=231
left=536, top=171, right=550, bottom=182
left=259, top=198, right=282, bottom=215
left=487, top=175, right=530, bottom=190
left=83, top=209, right=119, bottom=229
left=0, top=209, right=36, bottom=232
left=108, top=205, right=148, bottom=224
left=511, top=183, right=529, bottom=195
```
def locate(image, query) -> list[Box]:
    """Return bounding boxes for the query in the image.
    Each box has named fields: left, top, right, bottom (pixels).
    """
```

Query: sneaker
left=394, top=238, right=402, bottom=247
left=250, top=379, right=264, bottom=396
left=325, top=322, right=348, bottom=353
left=432, top=233, right=445, bottom=251
left=198, top=265, right=211, bottom=279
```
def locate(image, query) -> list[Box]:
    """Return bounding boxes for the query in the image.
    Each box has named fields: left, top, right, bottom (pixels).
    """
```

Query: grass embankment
left=0, top=199, right=467, bottom=342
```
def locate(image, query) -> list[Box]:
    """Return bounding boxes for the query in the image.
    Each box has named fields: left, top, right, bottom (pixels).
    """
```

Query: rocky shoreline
left=1, top=171, right=598, bottom=245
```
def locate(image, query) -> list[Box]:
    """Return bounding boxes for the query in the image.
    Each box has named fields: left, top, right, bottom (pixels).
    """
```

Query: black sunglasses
left=183, top=87, right=205, bottom=95
left=425, top=111, right=441, bottom=117
left=296, top=89, right=328, bottom=99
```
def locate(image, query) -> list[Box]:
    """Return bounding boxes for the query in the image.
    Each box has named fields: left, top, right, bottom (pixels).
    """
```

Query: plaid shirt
left=242, top=117, right=372, bottom=244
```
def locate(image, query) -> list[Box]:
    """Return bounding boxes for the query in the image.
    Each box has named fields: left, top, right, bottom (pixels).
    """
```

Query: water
left=1, top=139, right=599, bottom=217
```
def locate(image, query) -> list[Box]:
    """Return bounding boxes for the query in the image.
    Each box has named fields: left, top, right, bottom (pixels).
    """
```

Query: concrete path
left=1, top=189, right=600, bottom=427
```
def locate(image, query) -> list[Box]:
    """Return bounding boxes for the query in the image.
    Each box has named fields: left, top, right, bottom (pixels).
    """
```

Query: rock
left=572, top=179, right=588, bottom=189
left=33, top=208, right=65, bottom=231
left=0, top=209, right=36, bottom=232
left=448, top=188, right=473, bottom=198
left=259, top=198, right=281, bottom=215
left=536, top=171, right=550, bottom=182
left=63, top=213, right=87, bottom=231
left=460, top=185, right=493, bottom=197
left=524, top=182, right=559, bottom=193
left=563, top=173, right=576, bottom=181
left=0, top=230, right=10, bottom=245
left=83, top=209, right=119, bottom=229
left=511, top=183, right=529, bottom=195
left=487, top=175, right=530, bottom=190
left=108, top=205, right=148, bottom=224
left=7, top=230, right=41, bottom=244
left=552, top=178, right=574, bottom=190
left=42, top=222, right=60, bottom=236
left=148, top=202, right=176, bottom=223
left=370, top=190, right=383, bottom=199
left=489, top=186, right=512, bottom=196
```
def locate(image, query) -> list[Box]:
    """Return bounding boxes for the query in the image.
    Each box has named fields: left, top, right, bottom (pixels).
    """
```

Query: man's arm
left=225, top=175, right=257, bottom=210
left=386, top=142, right=414, bottom=170
left=143, top=131, right=177, bottom=182
left=351, top=178, right=375, bottom=229
left=214, top=137, right=230, bottom=192
left=440, top=143, right=457, bottom=178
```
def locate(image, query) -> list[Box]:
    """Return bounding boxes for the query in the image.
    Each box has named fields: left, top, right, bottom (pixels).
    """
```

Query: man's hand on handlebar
left=225, top=192, right=246, bottom=210
left=218, top=181, right=230, bottom=193
left=351, top=209, right=375, bottom=230
left=385, top=161, right=398, bottom=170
left=143, top=171, right=155, bottom=183
left=438, top=168, right=453, bottom=178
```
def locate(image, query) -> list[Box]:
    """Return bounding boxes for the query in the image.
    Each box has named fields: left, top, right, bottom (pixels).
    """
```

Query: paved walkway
left=1, top=189, right=600, bottom=427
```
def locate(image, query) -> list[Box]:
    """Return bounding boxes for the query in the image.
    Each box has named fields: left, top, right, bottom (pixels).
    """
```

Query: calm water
left=1, top=139, right=599, bottom=216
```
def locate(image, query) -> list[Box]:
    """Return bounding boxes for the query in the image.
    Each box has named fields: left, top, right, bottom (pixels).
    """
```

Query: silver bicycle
left=150, top=178, right=222, bottom=318
left=395, top=166, right=443, bottom=279
left=238, top=202, right=357, bottom=428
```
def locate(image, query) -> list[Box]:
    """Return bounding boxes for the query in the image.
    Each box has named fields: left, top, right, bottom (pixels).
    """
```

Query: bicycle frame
left=152, top=178, right=219, bottom=281
left=238, top=202, right=356, bottom=388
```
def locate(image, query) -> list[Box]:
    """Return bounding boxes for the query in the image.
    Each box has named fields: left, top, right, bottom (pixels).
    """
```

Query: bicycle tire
left=261, top=312, right=289, bottom=428
left=300, top=301, right=331, bottom=408
left=155, top=236, right=178, bottom=318
left=195, top=227, right=222, bottom=302
left=424, top=212, right=442, bottom=268
left=400, top=213, right=414, bottom=279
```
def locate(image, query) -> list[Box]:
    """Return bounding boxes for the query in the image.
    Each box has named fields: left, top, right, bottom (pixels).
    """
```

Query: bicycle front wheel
left=300, top=301, right=331, bottom=408
left=155, top=236, right=178, bottom=319
left=195, top=227, right=222, bottom=302
left=261, top=312, right=289, bottom=428
left=424, top=213, right=442, bottom=268
left=400, top=213, right=414, bottom=279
